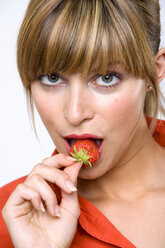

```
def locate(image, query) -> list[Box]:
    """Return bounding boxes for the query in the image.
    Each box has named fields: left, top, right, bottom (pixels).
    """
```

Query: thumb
left=60, top=162, right=83, bottom=212
left=64, top=161, right=83, bottom=186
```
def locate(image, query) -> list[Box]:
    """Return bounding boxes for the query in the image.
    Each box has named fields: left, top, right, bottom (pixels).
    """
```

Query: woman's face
left=31, top=65, right=147, bottom=179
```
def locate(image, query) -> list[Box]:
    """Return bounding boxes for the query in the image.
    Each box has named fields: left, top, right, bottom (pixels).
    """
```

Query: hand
left=2, top=154, right=83, bottom=248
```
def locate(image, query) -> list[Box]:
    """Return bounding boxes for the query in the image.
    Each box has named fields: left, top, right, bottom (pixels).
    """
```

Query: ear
left=155, top=48, right=165, bottom=83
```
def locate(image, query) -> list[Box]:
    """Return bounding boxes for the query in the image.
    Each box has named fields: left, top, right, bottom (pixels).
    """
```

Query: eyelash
left=38, top=74, right=66, bottom=88
left=38, top=72, right=123, bottom=90
left=92, top=72, right=122, bottom=90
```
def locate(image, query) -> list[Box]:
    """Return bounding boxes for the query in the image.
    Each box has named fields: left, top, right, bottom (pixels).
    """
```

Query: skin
left=2, top=49, right=165, bottom=248
left=32, top=65, right=147, bottom=181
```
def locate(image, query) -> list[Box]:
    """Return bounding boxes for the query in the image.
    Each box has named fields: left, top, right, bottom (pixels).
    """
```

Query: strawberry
left=70, top=139, right=99, bottom=168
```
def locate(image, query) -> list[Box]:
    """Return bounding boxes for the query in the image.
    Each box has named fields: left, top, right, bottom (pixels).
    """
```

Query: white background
left=0, top=0, right=165, bottom=187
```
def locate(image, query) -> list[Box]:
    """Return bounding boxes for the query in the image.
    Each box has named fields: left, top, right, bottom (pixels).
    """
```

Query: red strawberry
left=70, top=139, right=99, bottom=168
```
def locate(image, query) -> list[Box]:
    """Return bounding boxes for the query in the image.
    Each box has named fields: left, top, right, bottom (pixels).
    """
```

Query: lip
left=63, top=133, right=104, bottom=157
left=64, top=133, right=102, bottom=140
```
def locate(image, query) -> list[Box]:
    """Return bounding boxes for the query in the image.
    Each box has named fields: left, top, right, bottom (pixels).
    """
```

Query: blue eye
left=40, top=73, right=65, bottom=86
left=95, top=73, right=121, bottom=88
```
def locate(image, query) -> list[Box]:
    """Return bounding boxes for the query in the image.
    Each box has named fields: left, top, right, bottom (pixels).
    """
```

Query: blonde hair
left=17, top=0, right=165, bottom=133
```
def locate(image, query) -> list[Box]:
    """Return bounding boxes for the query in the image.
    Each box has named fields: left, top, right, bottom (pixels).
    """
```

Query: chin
left=78, top=163, right=107, bottom=180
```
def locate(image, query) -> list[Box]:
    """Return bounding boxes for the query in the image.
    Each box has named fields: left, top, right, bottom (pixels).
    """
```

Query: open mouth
left=67, top=138, right=102, bottom=148
left=64, top=137, right=104, bottom=156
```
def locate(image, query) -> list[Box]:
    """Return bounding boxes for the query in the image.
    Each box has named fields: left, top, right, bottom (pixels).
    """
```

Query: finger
left=2, top=183, right=42, bottom=219
left=28, top=164, right=78, bottom=194
left=42, top=153, right=77, bottom=168
left=61, top=162, right=83, bottom=202
left=25, top=175, right=59, bottom=216
left=64, top=161, right=83, bottom=186
left=60, top=162, right=83, bottom=218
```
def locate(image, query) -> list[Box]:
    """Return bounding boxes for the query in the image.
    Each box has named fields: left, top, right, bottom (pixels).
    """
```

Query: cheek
left=32, top=88, right=61, bottom=125
left=34, top=97, right=52, bottom=122
left=111, top=95, right=141, bottom=119
left=115, top=87, right=145, bottom=123
left=97, top=82, right=145, bottom=130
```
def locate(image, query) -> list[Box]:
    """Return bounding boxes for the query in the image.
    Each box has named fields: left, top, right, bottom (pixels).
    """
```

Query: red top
left=1, top=117, right=165, bottom=248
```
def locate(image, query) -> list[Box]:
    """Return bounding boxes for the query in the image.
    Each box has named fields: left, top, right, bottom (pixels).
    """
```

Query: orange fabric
left=1, top=117, right=165, bottom=248
left=0, top=176, right=27, bottom=248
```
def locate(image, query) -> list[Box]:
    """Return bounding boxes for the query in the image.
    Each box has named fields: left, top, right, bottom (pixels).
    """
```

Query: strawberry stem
left=70, top=145, right=92, bottom=167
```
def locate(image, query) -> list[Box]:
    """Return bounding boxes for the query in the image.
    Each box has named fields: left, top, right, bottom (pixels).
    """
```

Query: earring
left=148, top=85, right=152, bottom=90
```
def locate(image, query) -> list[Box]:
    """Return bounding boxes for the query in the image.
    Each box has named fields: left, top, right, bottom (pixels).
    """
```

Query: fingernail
left=65, top=181, right=77, bottom=192
left=40, top=202, right=45, bottom=213
left=66, top=156, right=77, bottom=162
left=55, top=205, right=61, bottom=217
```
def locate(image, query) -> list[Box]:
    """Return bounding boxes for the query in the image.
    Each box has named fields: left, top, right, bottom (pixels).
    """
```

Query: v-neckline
left=78, top=194, right=136, bottom=248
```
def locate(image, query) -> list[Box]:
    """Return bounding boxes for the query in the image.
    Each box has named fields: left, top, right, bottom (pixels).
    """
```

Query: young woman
left=1, top=0, right=165, bottom=247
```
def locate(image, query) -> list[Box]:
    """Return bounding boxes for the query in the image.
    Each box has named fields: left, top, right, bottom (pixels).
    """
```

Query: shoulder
left=0, top=176, right=27, bottom=209
left=0, top=176, right=27, bottom=248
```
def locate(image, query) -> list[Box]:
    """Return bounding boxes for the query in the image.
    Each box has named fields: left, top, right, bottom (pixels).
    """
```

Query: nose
left=64, top=81, right=94, bottom=126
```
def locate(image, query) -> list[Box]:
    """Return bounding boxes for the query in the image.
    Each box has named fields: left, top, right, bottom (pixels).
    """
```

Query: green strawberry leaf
left=70, top=145, right=92, bottom=167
